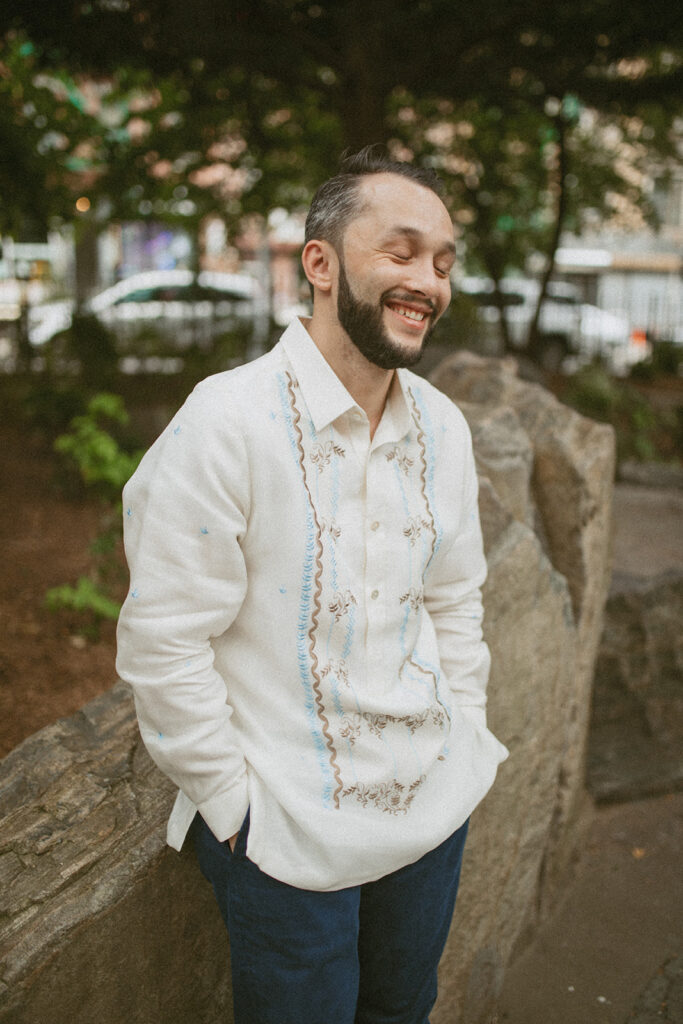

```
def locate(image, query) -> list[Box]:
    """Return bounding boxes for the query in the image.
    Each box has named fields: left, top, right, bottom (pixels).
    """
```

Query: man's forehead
left=357, top=171, right=436, bottom=204
left=354, top=173, right=454, bottom=238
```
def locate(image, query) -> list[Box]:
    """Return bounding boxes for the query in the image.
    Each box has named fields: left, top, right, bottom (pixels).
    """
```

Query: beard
left=336, top=258, right=437, bottom=370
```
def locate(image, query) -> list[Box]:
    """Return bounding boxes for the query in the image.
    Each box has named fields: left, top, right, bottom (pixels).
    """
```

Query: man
left=116, top=147, right=508, bottom=1024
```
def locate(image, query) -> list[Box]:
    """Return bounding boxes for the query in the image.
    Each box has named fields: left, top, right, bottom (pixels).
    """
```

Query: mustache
left=381, top=290, right=438, bottom=315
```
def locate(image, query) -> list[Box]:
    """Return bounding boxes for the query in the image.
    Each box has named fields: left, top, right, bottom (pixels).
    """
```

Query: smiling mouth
left=385, top=300, right=433, bottom=326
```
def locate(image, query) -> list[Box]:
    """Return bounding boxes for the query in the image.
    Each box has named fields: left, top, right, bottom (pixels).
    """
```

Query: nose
left=404, top=258, right=450, bottom=306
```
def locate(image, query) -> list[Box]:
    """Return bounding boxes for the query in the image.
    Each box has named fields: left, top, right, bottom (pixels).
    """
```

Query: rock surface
left=430, top=353, right=615, bottom=1022
left=0, top=353, right=616, bottom=1024
left=0, top=684, right=230, bottom=1024
left=588, top=571, right=683, bottom=803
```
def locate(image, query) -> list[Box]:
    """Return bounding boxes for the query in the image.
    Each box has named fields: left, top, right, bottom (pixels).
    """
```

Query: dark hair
left=304, top=145, right=445, bottom=251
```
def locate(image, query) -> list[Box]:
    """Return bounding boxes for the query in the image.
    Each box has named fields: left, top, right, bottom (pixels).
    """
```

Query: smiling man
left=116, top=148, right=508, bottom=1024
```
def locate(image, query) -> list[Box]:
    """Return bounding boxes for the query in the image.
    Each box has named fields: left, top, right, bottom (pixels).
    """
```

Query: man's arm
left=116, top=381, right=251, bottom=843
left=423, top=411, right=490, bottom=729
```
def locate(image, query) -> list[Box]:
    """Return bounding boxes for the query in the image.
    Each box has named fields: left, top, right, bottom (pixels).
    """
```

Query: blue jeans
left=191, top=811, right=469, bottom=1024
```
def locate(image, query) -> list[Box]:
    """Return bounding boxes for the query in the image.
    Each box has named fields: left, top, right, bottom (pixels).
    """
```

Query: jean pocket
left=228, top=807, right=251, bottom=858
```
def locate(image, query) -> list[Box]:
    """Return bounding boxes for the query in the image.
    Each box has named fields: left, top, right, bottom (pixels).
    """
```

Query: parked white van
left=457, top=276, right=648, bottom=374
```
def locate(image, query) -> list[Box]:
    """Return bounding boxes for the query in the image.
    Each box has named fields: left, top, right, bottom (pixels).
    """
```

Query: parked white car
left=28, top=269, right=258, bottom=351
left=457, top=276, right=647, bottom=373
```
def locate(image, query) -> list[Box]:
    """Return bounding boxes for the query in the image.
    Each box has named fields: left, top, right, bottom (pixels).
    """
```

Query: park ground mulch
left=0, top=420, right=119, bottom=757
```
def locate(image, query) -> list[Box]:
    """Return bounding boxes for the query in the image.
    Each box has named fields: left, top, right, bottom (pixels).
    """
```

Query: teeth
left=394, top=306, right=425, bottom=321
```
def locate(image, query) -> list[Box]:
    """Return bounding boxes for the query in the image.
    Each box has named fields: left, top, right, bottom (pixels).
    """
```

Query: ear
left=301, top=239, right=337, bottom=295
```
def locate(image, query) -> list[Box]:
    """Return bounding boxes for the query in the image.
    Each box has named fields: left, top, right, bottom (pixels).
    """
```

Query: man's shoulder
left=400, top=368, right=471, bottom=435
left=189, top=344, right=286, bottom=414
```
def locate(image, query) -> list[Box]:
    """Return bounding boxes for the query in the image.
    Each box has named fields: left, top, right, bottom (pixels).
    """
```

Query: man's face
left=333, top=173, right=455, bottom=370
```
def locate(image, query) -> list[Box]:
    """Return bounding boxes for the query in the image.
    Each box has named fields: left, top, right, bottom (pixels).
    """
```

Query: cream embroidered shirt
left=116, top=317, right=508, bottom=891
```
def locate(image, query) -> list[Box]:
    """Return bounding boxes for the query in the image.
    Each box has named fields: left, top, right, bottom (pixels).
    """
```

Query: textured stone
left=0, top=683, right=230, bottom=1024
left=0, top=353, right=616, bottom=1024
left=588, top=571, right=683, bottom=803
left=628, top=955, right=683, bottom=1023
left=431, top=352, right=615, bottom=1022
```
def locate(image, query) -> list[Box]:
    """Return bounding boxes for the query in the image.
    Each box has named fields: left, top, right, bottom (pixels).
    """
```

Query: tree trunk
left=74, top=223, right=100, bottom=309
left=337, top=4, right=391, bottom=150
left=490, top=273, right=513, bottom=354
left=528, top=116, right=568, bottom=352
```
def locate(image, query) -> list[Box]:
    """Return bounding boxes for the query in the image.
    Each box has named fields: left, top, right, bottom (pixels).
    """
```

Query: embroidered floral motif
left=403, top=515, right=431, bottom=547
left=403, top=710, right=430, bottom=733
left=431, top=706, right=448, bottom=729
left=342, top=776, right=425, bottom=815
left=340, top=714, right=362, bottom=745
left=321, top=659, right=350, bottom=686
left=341, top=708, right=443, bottom=744
left=400, top=587, right=424, bottom=612
left=310, top=440, right=346, bottom=472
left=320, top=517, right=342, bottom=540
left=363, top=713, right=390, bottom=738
left=329, top=590, right=357, bottom=621
left=385, top=444, right=414, bottom=475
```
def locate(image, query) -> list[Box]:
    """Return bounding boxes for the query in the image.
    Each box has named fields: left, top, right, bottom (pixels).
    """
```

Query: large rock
left=430, top=352, right=615, bottom=1022
left=588, top=570, right=683, bottom=803
left=0, top=353, right=616, bottom=1024
left=0, top=684, right=230, bottom=1024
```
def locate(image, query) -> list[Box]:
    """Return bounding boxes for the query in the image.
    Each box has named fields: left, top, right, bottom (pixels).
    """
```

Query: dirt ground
left=497, top=791, right=683, bottom=1024
left=0, top=421, right=121, bottom=758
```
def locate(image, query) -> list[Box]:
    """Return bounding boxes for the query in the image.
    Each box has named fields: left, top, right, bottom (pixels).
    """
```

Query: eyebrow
left=382, top=225, right=456, bottom=256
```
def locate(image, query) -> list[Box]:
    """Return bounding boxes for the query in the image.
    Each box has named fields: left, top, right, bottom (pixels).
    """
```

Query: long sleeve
left=423, top=415, right=491, bottom=731
left=116, top=380, right=251, bottom=841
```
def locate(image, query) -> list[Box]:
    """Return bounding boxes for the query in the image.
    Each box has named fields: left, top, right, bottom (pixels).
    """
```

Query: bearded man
left=116, top=147, right=508, bottom=1024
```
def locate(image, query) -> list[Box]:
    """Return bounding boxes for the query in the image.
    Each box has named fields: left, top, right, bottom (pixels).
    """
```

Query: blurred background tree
left=1, top=0, right=682, bottom=352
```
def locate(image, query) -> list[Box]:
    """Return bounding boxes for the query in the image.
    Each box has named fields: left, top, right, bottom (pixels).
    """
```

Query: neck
left=305, top=312, right=394, bottom=438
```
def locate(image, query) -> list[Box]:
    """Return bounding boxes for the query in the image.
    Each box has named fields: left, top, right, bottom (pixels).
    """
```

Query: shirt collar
left=280, top=318, right=413, bottom=443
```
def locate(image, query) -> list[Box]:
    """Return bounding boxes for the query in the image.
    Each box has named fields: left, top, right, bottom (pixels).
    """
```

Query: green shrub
left=629, top=341, right=683, bottom=381
left=562, top=363, right=678, bottom=465
left=45, top=577, right=121, bottom=638
left=45, top=392, right=143, bottom=635
left=20, top=382, right=87, bottom=438
left=53, top=392, right=143, bottom=503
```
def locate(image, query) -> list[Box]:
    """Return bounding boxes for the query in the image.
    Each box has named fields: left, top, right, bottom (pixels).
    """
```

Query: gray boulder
left=588, top=570, right=683, bottom=803
left=431, top=352, right=615, bottom=1022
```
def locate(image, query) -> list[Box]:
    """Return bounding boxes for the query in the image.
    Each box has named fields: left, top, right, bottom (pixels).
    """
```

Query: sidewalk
left=496, top=792, right=683, bottom=1023
left=496, top=482, right=683, bottom=1023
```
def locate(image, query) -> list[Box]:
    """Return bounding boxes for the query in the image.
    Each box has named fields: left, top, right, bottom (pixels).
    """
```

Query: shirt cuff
left=197, top=775, right=250, bottom=843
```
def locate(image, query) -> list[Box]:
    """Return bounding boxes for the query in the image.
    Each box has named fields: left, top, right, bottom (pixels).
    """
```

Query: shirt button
left=370, top=589, right=379, bottom=600
left=371, top=521, right=380, bottom=531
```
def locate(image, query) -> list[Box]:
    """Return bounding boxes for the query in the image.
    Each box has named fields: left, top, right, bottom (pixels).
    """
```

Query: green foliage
left=563, top=364, right=620, bottom=421
left=53, top=392, right=143, bottom=503
left=649, top=342, right=683, bottom=377
left=46, top=392, right=142, bottom=635
left=4, top=3, right=682, bottom=247
left=561, top=363, right=679, bottom=465
left=20, top=382, right=87, bottom=438
left=429, top=291, right=487, bottom=352
left=2, top=3, right=682, bottom=365
left=45, top=576, right=121, bottom=638
left=0, top=31, right=103, bottom=233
